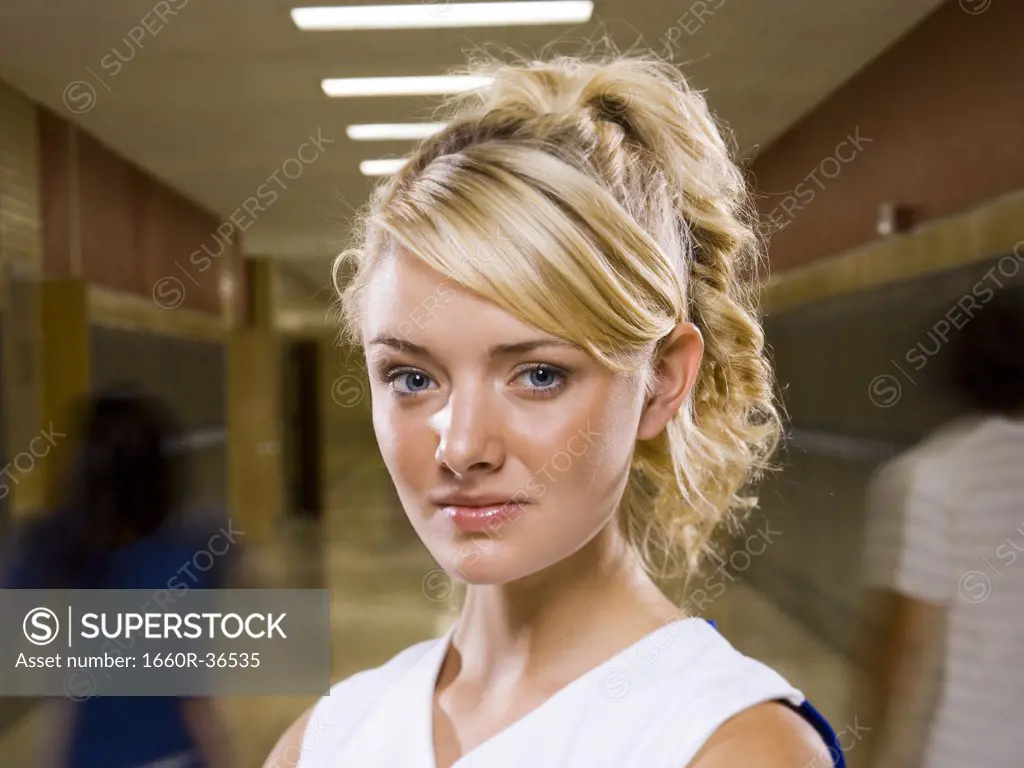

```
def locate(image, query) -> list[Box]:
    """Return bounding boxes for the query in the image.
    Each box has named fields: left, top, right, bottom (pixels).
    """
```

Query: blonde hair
left=334, top=51, right=781, bottom=583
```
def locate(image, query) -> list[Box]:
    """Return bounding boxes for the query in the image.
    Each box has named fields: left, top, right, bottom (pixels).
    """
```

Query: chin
left=435, top=538, right=544, bottom=586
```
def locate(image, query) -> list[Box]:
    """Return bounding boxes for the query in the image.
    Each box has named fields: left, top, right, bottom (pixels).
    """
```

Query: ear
left=636, top=322, right=704, bottom=441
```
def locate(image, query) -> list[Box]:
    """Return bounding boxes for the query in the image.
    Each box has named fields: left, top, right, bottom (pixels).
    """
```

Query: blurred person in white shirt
left=855, top=288, right=1024, bottom=768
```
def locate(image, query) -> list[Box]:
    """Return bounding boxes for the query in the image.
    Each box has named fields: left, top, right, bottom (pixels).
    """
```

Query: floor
left=0, top=523, right=854, bottom=767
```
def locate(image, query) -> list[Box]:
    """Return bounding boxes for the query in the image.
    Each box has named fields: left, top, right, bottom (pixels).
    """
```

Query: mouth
left=433, top=496, right=529, bottom=534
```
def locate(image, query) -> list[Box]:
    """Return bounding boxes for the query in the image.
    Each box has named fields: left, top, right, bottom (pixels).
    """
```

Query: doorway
left=283, top=338, right=323, bottom=520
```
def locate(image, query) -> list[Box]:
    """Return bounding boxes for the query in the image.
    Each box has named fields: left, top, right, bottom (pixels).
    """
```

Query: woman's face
left=361, top=252, right=650, bottom=585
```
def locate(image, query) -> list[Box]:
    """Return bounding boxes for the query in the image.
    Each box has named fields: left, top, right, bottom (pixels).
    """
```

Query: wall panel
left=90, top=326, right=227, bottom=508
left=78, top=130, right=138, bottom=292
left=0, top=81, right=44, bottom=514
left=37, top=110, right=72, bottom=278
left=744, top=250, right=1024, bottom=655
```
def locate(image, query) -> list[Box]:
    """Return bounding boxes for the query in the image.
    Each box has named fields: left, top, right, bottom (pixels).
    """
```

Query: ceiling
left=0, top=0, right=945, bottom=286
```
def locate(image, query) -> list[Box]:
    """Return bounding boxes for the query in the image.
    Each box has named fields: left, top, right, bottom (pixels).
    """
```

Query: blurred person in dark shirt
left=1, top=387, right=235, bottom=768
left=856, top=288, right=1024, bottom=768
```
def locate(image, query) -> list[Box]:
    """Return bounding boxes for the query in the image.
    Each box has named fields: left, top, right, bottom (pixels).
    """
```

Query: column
left=35, top=278, right=91, bottom=507
left=227, top=257, right=284, bottom=544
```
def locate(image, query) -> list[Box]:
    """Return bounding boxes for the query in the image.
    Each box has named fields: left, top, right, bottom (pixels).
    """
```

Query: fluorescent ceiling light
left=346, top=123, right=448, bottom=141
left=360, top=158, right=409, bottom=176
left=292, top=2, right=593, bottom=31
left=322, top=75, right=492, bottom=97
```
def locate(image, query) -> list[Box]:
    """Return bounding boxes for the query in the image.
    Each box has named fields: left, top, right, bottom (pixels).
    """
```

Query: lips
left=434, top=496, right=528, bottom=534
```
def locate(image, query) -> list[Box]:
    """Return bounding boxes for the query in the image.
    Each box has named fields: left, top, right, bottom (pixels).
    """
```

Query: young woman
left=267, top=53, right=843, bottom=768
left=2, top=389, right=233, bottom=768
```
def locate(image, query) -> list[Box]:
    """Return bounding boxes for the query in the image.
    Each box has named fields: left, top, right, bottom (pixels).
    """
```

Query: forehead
left=361, top=253, right=550, bottom=349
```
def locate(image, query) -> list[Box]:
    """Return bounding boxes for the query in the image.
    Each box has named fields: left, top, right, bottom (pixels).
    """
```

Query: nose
left=432, top=387, right=505, bottom=478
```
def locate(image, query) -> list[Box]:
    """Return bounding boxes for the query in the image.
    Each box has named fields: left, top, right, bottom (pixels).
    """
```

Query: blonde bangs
left=372, top=143, right=680, bottom=372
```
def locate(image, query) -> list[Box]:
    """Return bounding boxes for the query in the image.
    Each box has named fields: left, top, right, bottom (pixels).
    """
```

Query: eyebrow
left=368, top=335, right=582, bottom=358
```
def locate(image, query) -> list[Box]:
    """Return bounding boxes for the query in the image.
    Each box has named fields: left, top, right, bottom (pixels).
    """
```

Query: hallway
left=0, top=1, right=1021, bottom=765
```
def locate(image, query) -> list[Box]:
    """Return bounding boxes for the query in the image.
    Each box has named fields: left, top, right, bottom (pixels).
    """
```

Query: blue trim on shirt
left=704, top=620, right=843, bottom=767
left=791, top=699, right=846, bottom=768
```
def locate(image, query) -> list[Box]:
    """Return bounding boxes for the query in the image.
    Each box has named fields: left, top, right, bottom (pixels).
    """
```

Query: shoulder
left=618, top=620, right=818, bottom=766
left=262, top=635, right=441, bottom=767
left=909, top=417, right=993, bottom=473
left=689, top=701, right=830, bottom=768
left=867, top=427, right=969, bottom=514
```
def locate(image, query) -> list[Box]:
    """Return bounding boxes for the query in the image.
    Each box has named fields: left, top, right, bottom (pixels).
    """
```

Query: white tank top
left=298, top=617, right=806, bottom=767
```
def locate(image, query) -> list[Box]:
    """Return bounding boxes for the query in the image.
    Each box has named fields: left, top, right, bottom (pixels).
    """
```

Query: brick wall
left=752, top=0, right=1024, bottom=272
left=0, top=81, right=42, bottom=276
left=37, top=107, right=227, bottom=314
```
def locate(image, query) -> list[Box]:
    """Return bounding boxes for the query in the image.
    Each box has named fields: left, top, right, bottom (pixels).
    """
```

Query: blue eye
left=388, top=369, right=434, bottom=395
left=518, top=365, right=566, bottom=393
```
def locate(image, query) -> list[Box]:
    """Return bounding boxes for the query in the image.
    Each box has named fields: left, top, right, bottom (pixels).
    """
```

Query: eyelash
left=513, top=363, right=568, bottom=398
left=382, top=368, right=433, bottom=398
left=381, top=364, right=569, bottom=399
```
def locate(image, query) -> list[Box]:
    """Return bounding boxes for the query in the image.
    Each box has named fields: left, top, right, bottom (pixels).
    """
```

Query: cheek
left=370, top=392, right=391, bottom=455
left=525, top=376, right=642, bottom=503
left=371, top=393, right=418, bottom=481
left=570, top=408, right=638, bottom=498
left=584, top=375, right=644, bottom=468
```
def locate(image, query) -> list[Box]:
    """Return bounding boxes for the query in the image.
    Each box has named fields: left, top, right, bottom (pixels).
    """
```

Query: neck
left=450, top=522, right=682, bottom=685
